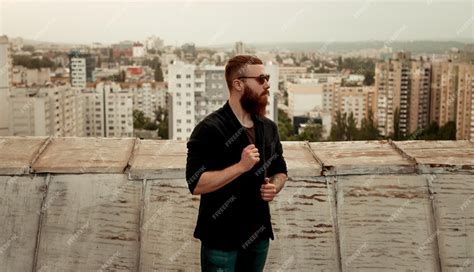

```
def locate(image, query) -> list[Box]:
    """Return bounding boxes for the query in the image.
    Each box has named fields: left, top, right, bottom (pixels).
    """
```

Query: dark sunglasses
left=238, top=74, right=270, bottom=85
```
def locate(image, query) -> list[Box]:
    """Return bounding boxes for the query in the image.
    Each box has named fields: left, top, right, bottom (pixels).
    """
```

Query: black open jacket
left=186, top=100, right=288, bottom=250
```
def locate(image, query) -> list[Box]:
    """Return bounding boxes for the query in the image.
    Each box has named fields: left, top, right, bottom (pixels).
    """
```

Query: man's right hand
left=238, top=144, right=260, bottom=172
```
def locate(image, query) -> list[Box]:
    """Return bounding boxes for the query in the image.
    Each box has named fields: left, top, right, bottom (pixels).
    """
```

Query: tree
left=391, top=107, right=402, bottom=140
left=133, top=110, right=147, bottom=129
left=22, top=45, right=35, bottom=52
left=13, top=55, right=56, bottom=69
left=363, top=71, right=375, bottom=86
left=277, top=108, right=294, bottom=141
left=154, top=65, right=164, bottom=82
left=154, top=106, right=169, bottom=139
left=415, top=121, right=456, bottom=140
left=357, top=109, right=380, bottom=140
left=276, top=55, right=282, bottom=63
left=295, top=123, right=323, bottom=142
left=118, top=70, right=126, bottom=82
left=329, top=111, right=347, bottom=141
left=346, top=112, right=358, bottom=141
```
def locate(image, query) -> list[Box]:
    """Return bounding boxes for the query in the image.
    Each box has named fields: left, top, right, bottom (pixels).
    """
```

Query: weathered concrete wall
left=0, top=137, right=473, bottom=271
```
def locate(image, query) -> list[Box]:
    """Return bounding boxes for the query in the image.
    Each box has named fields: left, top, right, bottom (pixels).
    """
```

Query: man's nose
left=263, top=80, right=270, bottom=89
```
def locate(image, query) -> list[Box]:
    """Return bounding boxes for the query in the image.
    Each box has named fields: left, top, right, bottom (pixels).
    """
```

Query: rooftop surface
left=0, top=137, right=473, bottom=271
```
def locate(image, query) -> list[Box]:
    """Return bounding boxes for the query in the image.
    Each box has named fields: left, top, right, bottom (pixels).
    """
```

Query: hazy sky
left=1, top=0, right=473, bottom=46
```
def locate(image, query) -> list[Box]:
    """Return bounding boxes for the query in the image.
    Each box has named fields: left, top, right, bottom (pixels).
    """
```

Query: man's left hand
left=260, top=177, right=277, bottom=202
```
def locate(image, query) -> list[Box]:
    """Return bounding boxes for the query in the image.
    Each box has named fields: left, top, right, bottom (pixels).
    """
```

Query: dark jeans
left=200, top=238, right=270, bottom=272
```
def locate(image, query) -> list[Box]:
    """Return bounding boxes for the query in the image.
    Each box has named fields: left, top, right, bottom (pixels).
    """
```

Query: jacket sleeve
left=266, top=122, right=288, bottom=178
left=186, top=121, right=213, bottom=194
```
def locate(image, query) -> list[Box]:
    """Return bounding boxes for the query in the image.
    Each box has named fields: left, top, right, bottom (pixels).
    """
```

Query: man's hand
left=260, top=177, right=277, bottom=202
left=238, top=144, right=260, bottom=172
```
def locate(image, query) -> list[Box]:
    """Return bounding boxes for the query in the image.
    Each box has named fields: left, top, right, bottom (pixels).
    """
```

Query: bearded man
left=186, top=55, right=288, bottom=272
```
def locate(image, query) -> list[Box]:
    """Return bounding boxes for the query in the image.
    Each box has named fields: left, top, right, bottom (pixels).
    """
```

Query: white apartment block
left=70, top=57, right=86, bottom=88
left=133, top=43, right=145, bottom=58
left=83, top=82, right=133, bottom=137
left=287, top=83, right=335, bottom=119
left=129, top=82, right=167, bottom=120
left=8, top=86, right=85, bottom=137
left=0, top=35, right=12, bottom=136
left=168, top=62, right=278, bottom=140
left=168, top=62, right=197, bottom=141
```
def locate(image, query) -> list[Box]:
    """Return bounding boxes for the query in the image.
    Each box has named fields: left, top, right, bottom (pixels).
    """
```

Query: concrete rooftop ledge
left=1, top=137, right=473, bottom=177
left=0, top=136, right=473, bottom=271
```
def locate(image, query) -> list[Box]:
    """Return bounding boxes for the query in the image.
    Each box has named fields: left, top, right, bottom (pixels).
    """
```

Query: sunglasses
left=238, top=74, right=270, bottom=85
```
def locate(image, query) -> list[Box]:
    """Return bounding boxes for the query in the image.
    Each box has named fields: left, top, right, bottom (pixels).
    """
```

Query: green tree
left=415, top=121, right=456, bottom=140
left=154, top=65, right=164, bottom=82
left=277, top=108, right=294, bottom=141
left=346, top=112, right=358, bottom=141
left=329, top=111, right=347, bottom=141
left=133, top=110, right=147, bottom=129
left=21, top=45, right=35, bottom=52
left=13, top=55, right=56, bottom=69
left=295, top=123, right=323, bottom=142
left=154, top=106, right=169, bottom=139
left=363, top=70, right=375, bottom=86
left=357, top=109, right=380, bottom=140
left=391, top=107, right=402, bottom=140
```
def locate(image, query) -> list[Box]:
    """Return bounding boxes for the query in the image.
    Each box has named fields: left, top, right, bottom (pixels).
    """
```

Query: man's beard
left=240, top=84, right=269, bottom=117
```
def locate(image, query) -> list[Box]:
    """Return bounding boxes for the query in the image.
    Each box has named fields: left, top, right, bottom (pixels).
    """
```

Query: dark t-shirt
left=244, top=125, right=256, bottom=145
left=244, top=125, right=270, bottom=242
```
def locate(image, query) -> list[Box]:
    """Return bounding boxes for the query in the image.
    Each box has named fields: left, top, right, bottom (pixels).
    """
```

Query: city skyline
left=1, top=1, right=473, bottom=46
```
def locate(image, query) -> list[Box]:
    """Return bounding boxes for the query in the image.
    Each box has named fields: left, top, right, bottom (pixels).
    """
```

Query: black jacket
left=186, top=100, right=288, bottom=250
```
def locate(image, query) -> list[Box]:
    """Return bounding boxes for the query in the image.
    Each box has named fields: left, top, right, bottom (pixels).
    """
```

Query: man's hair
left=225, top=55, right=263, bottom=91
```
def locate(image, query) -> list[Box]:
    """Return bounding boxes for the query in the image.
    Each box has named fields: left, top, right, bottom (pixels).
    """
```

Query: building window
left=186, top=74, right=191, bottom=79
left=176, top=74, right=181, bottom=79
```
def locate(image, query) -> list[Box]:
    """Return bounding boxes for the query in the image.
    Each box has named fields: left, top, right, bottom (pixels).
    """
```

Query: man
left=186, top=55, right=288, bottom=271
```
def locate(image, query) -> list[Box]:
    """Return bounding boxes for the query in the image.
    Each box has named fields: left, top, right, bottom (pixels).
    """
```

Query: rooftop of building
left=0, top=136, right=473, bottom=271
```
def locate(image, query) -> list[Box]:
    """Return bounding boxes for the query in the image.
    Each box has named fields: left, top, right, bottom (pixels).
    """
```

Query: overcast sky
left=1, top=0, right=472, bottom=46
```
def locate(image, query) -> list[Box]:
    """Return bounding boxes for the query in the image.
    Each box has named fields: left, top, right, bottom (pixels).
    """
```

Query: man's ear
left=232, top=79, right=244, bottom=92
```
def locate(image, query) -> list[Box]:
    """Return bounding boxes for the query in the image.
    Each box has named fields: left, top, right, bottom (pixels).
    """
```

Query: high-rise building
left=144, top=36, right=164, bottom=51
left=234, top=41, right=246, bottom=55
left=0, top=35, right=12, bottom=136
left=127, top=82, right=167, bottom=120
left=430, top=61, right=474, bottom=140
left=456, top=64, right=474, bottom=140
left=132, top=42, right=145, bottom=58
left=168, top=61, right=278, bottom=140
left=333, top=86, right=377, bottom=128
left=83, top=82, right=133, bottom=137
left=8, top=86, right=85, bottom=137
left=69, top=51, right=96, bottom=87
left=375, top=52, right=431, bottom=137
